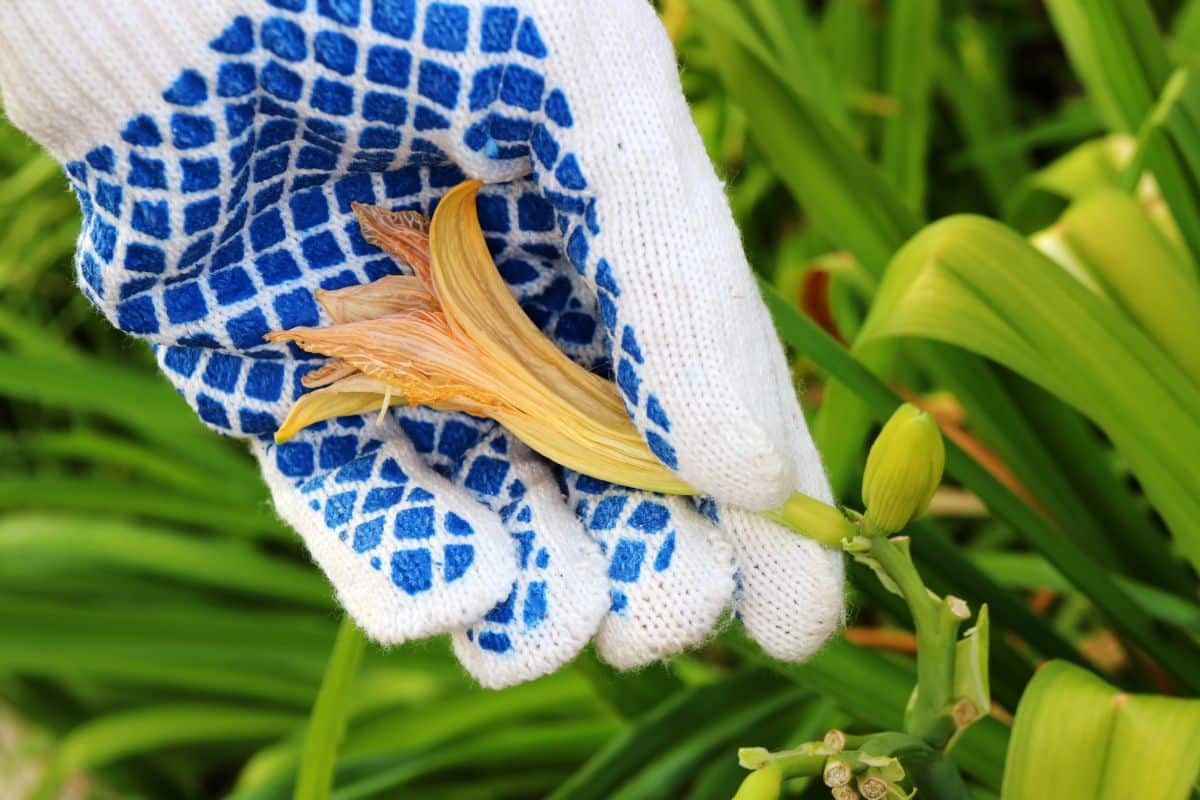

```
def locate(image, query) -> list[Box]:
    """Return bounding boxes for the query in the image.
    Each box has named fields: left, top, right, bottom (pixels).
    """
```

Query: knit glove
left=0, top=0, right=843, bottom=688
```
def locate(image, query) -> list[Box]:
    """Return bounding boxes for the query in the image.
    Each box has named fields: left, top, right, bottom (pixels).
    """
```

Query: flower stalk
left=734, top=405, right=988, bottom=799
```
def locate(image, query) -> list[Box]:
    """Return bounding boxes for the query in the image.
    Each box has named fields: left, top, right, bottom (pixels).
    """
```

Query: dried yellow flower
left=267, top=180, right=692, bottom=495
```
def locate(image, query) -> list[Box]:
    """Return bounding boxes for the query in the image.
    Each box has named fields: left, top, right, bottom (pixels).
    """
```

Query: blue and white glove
left=0, top=0, right=843, bottom=688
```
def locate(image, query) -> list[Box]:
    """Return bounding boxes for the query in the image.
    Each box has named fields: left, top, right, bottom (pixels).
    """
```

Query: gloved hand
left=0, top=0, right=843, bottom=688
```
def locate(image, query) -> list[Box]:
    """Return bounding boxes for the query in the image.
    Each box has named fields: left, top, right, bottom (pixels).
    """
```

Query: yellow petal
left=272, top=182, right=694, bottom=495
left=275, top=374, right=404, bottom=443
left=267, top=312, right=512, bottom=414
left=316, top=275, right=436, bottom=324
left=429, top=181, right=692, bottom=495
left=352, top=204, right=433, bottom=286
left=300, top=359, right=360, bottom=389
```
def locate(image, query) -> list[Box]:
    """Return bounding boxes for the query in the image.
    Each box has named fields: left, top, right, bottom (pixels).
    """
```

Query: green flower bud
left=862, top=404, right=945, bottom=535
left=732, top=765, right=783, bottom=800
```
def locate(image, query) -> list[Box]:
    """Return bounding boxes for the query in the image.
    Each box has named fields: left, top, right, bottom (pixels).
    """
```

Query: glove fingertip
left=719, top=506, right=846, bottom=662
left=253, top=422, right=519, bottom=646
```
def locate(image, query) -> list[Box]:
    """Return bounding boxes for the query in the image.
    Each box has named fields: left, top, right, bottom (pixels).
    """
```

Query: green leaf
left=0, top=514, right=327, bottom=606
left=859, top=215, right=1200, bottom=577
left=1005, top=134, right=1132, bottom=234
left=232, top=671, right=602, bottom=797
left=0, top=477, right=291, bottom=542
left=294, top=617, right=368, bottom=800
left=1044, top=0, right=1170, bottom=134
left=741, top=0, right=851, bottom=136
left=1040, top=188, right=1200, bottom=386
left=819, top=0, right=882, bottom=120
left=968, top=551, right=1200, bottom=635
left=0, top=595, right=333, bottom=704
left=1130, top=67, right=1200, bottom=272
left=991, top=374, right=1192, bottom=597
left=1002, top=661, right=1200, bottom=799
left=29, top=704, right=301, bottom=800
left=938, top=16, right=1032, bottom=206
left=689, top=0, right=919, bottom=275
left=0, top=350, right=255, bottom=479
left=331, top=721, right=615, bottom=800
left=880, top=0, right=939, bottom=213
left=761, top=278, right=1200, bottom=692
left=548, top=669, right=806, bottom=800
left=24, top=427, right=263, bottom=501
left=571, top=649, right=684, bottom=720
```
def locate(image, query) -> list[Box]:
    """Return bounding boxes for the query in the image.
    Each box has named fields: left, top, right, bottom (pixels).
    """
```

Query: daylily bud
left=861, top=404, right=945, bottom=535
left=732, top=765, right=783, bottom=800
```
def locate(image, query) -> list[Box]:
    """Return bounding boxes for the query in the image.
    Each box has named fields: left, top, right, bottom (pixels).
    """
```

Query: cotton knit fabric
left=0, top=0, right=844, bottom=688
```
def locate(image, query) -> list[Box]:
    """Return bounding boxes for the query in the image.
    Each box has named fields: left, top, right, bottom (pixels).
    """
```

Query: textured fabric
left=0, top=0, right=844, bottom=687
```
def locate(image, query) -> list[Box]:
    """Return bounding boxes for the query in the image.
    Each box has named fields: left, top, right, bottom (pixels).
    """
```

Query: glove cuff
left=0, top=0, right=252, bottom=161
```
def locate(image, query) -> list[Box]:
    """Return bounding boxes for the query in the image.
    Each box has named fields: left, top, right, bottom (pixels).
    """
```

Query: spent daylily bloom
left=266, top=179, right=693, bottom=496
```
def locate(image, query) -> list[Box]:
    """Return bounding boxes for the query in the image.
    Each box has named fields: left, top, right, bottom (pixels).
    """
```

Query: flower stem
left=767, top=491, right=857, bottom=546
left=868, top=536, right=967, bottom=749
left=294, top=615, right=367, bottom=800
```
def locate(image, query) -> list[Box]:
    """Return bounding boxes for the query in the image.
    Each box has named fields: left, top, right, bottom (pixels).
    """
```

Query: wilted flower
left=267, top=180, right=692, bottom=495
left=861, top=404, right=945, bottom=535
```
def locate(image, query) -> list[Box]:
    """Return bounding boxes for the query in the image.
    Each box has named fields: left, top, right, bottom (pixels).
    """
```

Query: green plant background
left=3, top=1, right=1200, bottom=798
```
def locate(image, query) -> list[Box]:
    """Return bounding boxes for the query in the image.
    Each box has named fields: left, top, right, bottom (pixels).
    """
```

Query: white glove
left=0, top=0, right=843, bottom=688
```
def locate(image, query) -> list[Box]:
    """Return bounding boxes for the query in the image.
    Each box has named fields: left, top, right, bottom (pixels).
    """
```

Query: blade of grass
left=819, top=0, right=882, bottom=120
left=0, top=596, right=334, bottom=703
left=1174, top=0, right=1200, bottom=51
left=235, top=672, right=602, bottom=795
left=571, top=649, right=684, bottom=721
left=949, top=101, right=1102, bottom=176
left=998, top=373, right=1193, bottom=597
left=24, top=428, right=264, bottom=502
left=689, top=0, right=920, bottom=274
left=0, top=350, right=257, bottom=480
left=742, top=0, right=852, bottom=135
